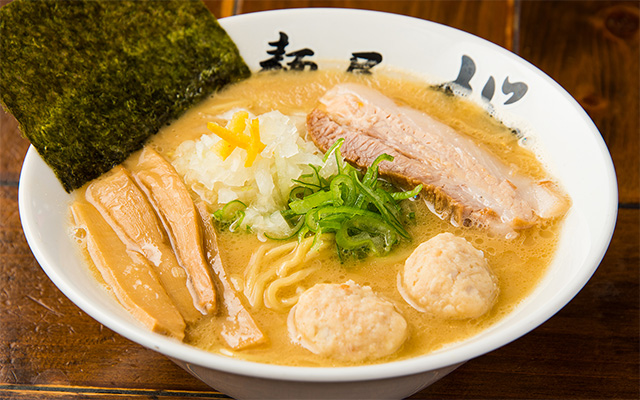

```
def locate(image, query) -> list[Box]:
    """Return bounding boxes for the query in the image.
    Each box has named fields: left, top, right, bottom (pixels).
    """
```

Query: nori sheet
left=0, top=0, right=250, bottom=191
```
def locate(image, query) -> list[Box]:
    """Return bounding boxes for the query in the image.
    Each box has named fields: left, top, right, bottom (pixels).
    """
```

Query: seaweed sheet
left=0, top=0, right=250, bottom=191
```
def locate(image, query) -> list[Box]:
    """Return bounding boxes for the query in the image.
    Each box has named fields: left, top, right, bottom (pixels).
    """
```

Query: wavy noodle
left=266, top=241, right=299, bottom=259
left=244, top=240, right=297, bottom=307
left=247, top=267, right=277, bottom=308
left=243, top=236, right=330, bottom=311
left=275, top=237, right=314, bottom=277
left=264, top=265, right=319, bottom=312
left=243, top=245, right=268, bottom=296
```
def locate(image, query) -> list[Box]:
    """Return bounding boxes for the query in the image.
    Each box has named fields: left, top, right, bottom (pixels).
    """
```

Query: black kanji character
left=259, top=32, right=289, bottom=71
left=347, top=52, right=382, bottom=74
left=286, top=48, right=318, bottom=71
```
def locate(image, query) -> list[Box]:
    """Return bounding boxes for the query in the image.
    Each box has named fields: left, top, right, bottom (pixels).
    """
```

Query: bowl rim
left=18, top=7, right=618, bottom=383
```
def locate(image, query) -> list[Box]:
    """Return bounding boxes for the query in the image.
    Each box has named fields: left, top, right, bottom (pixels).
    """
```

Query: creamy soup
left=72, top=68, right=565, bottom=367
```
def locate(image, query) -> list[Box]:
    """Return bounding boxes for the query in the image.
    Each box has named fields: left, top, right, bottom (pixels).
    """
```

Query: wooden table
left=1, top=1, right=638, bottom=399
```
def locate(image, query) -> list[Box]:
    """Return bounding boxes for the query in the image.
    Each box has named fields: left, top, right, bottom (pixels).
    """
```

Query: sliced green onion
left=305, top=209, right=320, bottom=232
left=362, top=153, right=393, bottom=187
left=289, top=186, right=314, bottom=203
left=375, top=187, right=403, bottom=221
left=309, top=164, right=329, bottom=191
left=335, top=215, right=398, bottom=257
left=351, top=171, right=410, bottom=239
left=264, top=218, right=305, bottom=241
left=289, top=190, right=333, bottom=214
left=330, top=174, right=356, bottom=207
left=291, top=178, right=323, bottom=191
left=313, top=205, right=386, bottom=221
left=391, top=184, right=423, bottom=200
left=229, top=210, right=245, bottom=232
left=322, top=138, right=345, bottom=163
left=317, top=218, right=344, bottom=232
left=212, top=199, right=247, bottom=231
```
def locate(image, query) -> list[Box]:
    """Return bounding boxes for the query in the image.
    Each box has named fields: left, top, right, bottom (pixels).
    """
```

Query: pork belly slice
left=86, top=166, right=202, bottom=323
left=131, top=148, right=217, bottom=314
left=71, top=201, right=186, bottom=339
left=307, top=83, right=570, bottom=236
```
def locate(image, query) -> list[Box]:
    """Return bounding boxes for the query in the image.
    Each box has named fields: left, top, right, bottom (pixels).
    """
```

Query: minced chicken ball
left=288, top=280, right=407, bottom=362
left=402, top=232, right=498, bottom=319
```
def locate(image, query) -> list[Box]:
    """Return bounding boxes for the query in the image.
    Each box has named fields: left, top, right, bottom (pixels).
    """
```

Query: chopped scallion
left=282, top=140, right=421, bottom=260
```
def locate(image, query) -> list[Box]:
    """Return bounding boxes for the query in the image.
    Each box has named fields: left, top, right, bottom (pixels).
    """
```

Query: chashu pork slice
left=131, top=148, right=217, bottom=314
left=307, top=83, right=570, bottom=237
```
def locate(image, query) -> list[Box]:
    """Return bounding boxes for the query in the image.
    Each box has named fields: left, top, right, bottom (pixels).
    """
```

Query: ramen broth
left=75, top=69, right=563, bottom=367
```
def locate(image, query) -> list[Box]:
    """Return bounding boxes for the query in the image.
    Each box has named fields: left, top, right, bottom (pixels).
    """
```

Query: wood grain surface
left=0, top=1, right=638, bottom=399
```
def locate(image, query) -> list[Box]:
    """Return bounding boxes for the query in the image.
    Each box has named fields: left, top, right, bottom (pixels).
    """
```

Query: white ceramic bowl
left=19, top=8, right=618, bottom=400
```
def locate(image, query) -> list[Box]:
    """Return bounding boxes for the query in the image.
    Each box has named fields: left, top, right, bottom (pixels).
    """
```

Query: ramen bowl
left=19, top=8, right=617, bottom=400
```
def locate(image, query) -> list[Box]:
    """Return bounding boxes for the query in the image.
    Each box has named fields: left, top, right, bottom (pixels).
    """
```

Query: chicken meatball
left=402, top=232, right=498, bottom=319
left=288, top=280, right=407, bottom=362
